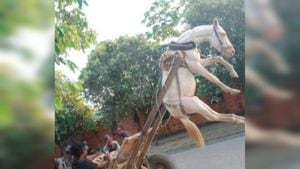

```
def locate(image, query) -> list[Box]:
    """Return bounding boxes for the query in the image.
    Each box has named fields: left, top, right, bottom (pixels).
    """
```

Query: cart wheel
left=148, top=154, right=177, bottom=169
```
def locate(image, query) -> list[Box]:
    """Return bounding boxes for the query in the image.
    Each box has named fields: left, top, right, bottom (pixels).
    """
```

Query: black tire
left=148, top=154, right=177, bottom=169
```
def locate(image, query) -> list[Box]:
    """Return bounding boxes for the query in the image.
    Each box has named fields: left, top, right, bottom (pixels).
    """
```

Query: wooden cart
left=92, top=54, right=184, bottom=169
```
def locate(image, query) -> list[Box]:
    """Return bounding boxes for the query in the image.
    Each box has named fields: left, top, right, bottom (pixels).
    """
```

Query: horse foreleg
left=186, top=60, right=240, bottom=95
left=246, top=66, right=292, bottom=99
left=247, top=38, right=290, bottom=73
left=200, top=56, right=239, bottom=78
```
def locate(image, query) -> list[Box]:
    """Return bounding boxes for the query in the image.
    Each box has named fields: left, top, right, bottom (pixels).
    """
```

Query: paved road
left=169, top=136, right=245, bottom=169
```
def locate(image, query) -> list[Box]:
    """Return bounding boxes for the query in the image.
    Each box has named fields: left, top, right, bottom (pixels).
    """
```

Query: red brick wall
left=118, top=117, right=140, bottom=134
left=223, top=91, right=245, bottom=113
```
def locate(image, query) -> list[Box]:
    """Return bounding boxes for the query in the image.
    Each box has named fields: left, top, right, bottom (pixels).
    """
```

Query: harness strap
left=169, top=41, right=196, bottom=51
left=175, top=51, right=190, bottom=117
left=213, top=25, right=233, bottom=57
left=213, top=25, right=223, bottom=46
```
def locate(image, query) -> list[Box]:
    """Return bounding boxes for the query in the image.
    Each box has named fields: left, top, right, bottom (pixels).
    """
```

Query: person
left=115, top=125, right=130, bottom=138
left=70, top=141, right=97, bottom=169
left=82, top=141, right=89, bottom=159
left=103, top=134, right=120, bottom=154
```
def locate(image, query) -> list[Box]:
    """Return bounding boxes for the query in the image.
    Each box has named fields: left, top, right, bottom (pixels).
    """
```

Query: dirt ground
left=149, top=122, right=245, bottom=155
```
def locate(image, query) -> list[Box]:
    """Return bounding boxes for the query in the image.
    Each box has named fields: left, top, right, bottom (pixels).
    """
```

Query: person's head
left=116, top=126, right=124, bottom=135
left=104, top=134, right=113, bottom=144
left=70, top=141, right=83, bottom=159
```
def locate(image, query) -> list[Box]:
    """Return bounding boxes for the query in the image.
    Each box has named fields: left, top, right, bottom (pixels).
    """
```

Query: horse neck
left=176, top=25, right=213, bottom=44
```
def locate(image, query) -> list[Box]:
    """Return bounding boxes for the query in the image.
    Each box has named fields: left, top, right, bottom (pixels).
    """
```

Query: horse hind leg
left=199, top=100, right=245, bottom=124
left=179, top=96, right=245, bottom=124
left=215, top=113, right=245, bottom=124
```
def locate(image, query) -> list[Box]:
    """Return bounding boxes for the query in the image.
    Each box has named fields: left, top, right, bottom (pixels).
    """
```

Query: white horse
left=161, top=19, right=245, bottom=146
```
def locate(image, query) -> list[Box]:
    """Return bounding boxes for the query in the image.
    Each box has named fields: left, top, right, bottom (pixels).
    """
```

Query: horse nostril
left=232, top=49, right=236, bottom=55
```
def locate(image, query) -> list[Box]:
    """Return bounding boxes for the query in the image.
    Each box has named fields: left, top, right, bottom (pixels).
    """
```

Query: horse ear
left=213, top=18, right=219, bottom=27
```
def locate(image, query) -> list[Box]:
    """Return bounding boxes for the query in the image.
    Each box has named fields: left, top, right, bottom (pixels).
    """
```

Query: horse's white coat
left=161, top=20, right=244, bottom=146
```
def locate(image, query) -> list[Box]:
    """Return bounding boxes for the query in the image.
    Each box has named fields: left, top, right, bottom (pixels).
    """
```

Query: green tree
left=80, top=36, right=162, bottom=128
left=55, top=71, right=98, bottom=143
left=142, top=0, right=186, bottom=41
left=55, top=0, right=97, bottom=71
left=144, top=0, right=245, bottom=95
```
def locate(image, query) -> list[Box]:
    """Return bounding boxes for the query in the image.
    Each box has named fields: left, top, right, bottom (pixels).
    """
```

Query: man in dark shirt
left=70, top=141, right=97, bottom=169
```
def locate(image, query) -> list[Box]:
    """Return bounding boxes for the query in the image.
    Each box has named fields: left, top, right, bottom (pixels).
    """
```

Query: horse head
left=246, top=0, right=285, bottom=41
left=210, top=18, right=236, bottom=59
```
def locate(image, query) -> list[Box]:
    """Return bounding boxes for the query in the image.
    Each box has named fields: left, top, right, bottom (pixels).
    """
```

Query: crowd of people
left=55, top=126, right=130, bottom=169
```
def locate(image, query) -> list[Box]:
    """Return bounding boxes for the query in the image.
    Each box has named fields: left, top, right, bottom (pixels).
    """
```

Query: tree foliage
left=80, top=36, right=162, bottom=128
left=55, top=0, right=97, bottom=71
left=142, top=0, right=186, bottom=41
left=144, top=0, right=245, bottom=95
left=55, top=71, right=98, bottom=143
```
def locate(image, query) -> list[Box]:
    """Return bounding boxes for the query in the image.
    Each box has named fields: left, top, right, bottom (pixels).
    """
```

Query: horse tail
left=178, top=116, right=205, bottom=147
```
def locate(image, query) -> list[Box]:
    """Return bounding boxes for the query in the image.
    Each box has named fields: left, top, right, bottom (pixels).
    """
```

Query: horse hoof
left=229, top=89, right=240, bottom=95
left=230, top=71, right=239, bottom=78
left=238, top=119, right=245, bottom=124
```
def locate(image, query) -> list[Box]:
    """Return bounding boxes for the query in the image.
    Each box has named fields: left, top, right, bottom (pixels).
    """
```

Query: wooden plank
left=126, top=55, right=183, bottom=169
left=136, top=105, right=167, bottom=167
left=111, top=129, right=153, bottom=169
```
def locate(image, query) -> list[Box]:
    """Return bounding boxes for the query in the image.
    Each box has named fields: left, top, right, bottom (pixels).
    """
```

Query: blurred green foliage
left=143, top=0, right=245, bottom=95
left=0, top=0, right=53, bottom=61
left=55, top=71, right=98, bottom=143
left=0, top=0, right=54, bottom=168
left=80, top=36, right=163, bottom=128
left=0, top=65, right=53, bottom=169
left=55, top=0, right=97, bottom=71
left=0, top=0, right=52, bottom=37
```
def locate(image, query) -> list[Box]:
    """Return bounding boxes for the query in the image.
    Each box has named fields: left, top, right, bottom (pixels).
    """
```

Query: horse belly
left=162, top=68, right=196, bottom=102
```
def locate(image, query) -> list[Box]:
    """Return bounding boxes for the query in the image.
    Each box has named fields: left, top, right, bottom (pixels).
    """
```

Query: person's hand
left=103, top=154, right=110, bottom=161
